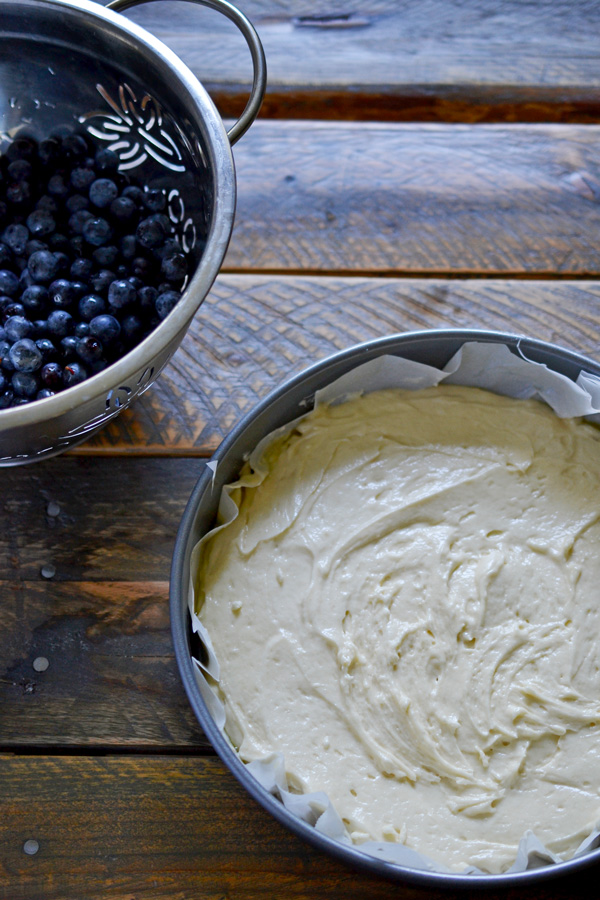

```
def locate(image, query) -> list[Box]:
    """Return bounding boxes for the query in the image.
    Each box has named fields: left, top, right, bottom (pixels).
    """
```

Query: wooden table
left=3, top=1, right=600, bottom=897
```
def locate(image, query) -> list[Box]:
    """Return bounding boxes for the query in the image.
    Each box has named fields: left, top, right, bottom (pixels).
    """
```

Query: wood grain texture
left=73, top=275, right=600, bottom=454
left=2, top=754, right=599, bottom=900
left=111, top=0, right=600, bottom=122
left=0, top=459, right=207, bottom=748
left=222, top=122, right=600, bottom=275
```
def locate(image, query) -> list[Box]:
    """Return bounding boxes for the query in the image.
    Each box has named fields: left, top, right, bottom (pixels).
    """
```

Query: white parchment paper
left=188, top=340, right=600, bottom=875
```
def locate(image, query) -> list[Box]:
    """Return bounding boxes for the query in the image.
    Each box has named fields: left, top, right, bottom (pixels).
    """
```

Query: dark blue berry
left=143, top=189, right=166, bottom=212
left=47, top=309, right=74, bottom=337
left=74, top=321, right=90, bottom=338
left=36, top=388, right=55, bottom=400
left=90, top=314, right=120, bottom=342
left=155, top=290, right=181, bottom=319
left=63, top=361, right=87, bottom=386
left=21, top=285, right=49, bottom=314
left=12, top=371, right=39, bottom=398
left=83, top=216, right=112, bottom=246
left=78, top=294, right=106, bottom=321
left=26, top=209, right=56, bottom=237
left=122, top=185, right=144, bottom=205
left=5, top=316, right=33, bottom=341
left=70, top=167, right=95, bottom=190
left=60, top=335, right=78, bottom=359
left=76, top=335, right=103, bottom=365
left=2, top=224, right=29, bottom=255
left=110, top=196, right=137, bottom=221
left=41, top=361, right=63, bottom=389
left=89, top=178, right=118, bottom=209
left=28, top=250, right=60, bottom=283
left=35, top=338, right=56, bottom=362
left=161, top=252, right=187, bottom=282
left=66, top=193, right=89, bottom=214
left=69, top=209, right=94, bottom=235
left=47, top=173, right=69, bottom=198
left=108, top=279, right=136, bottom=310
left=136, top=214, right=170, bottom=249
left=0, top=269, right=19, bottom=296
left=9, top=338, right=43, bottom=373
left=8, top=159, right=32, bottom=182
left=90, top=269, right=115, bottom=294
left=70, top=257, right=93, bottom=281
left=92, top=245, right=119, bottom=267
left=95, top=149, right=119, bottom=173
left=48, top=279, right=78, bottom=309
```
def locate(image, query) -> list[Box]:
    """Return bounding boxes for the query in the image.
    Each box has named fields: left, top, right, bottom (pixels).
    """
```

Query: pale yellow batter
left=196, top=385, right=600, bottom=873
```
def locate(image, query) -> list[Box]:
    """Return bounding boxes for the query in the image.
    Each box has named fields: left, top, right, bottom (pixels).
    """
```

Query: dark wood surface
left=3, top=2, right=600, bottom=897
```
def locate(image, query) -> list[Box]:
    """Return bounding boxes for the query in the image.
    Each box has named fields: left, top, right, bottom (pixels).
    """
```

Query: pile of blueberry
left=0, top=131, right=192, bottom=408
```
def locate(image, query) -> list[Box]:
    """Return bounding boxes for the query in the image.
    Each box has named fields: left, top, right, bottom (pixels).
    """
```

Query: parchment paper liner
left=188, top=340, right=600, bottom=875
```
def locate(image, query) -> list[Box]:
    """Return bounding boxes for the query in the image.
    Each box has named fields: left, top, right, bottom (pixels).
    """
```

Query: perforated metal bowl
left=171, top=329, right=600, bottom=889
left=0, top=0, right=265, bottom=464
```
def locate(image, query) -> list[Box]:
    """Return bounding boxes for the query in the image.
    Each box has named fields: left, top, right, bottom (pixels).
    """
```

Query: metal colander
left=0, top=0, right=266, bottom=464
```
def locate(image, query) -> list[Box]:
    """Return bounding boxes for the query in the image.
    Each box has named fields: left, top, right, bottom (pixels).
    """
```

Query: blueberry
left=12, top=371, right=39, bottom=398
left=36, top=388, right=55, bottom=400
left=35, top=337, right=57, bottom=362
left=69, top=209, right=94, bottom=235
left=110, top=196, right=137, bottom=221
left=36, top=195, right=59, bottom=215
left=78, top=294, right=106, bottom=321
left=70, top=257, right=93, bottom=281
left=60, top=335, right=78, bottom=360
left=76, top=335, right=103, bottom=364
left=66, top=193, right=89, bottom=214
left=47, top=173, right=69, bottom=198
left=92, top=245, right=119, bottom=267
left=74, top=321, right=90, bottom=338
left=21, top=285, right=49, bottom=314
left=48, top=233, right=70, bottom=254
left=26, top=209, right=56, bottom=237
left=95, top=148, right=119, bottom=173
left=136, top=214, right=170, bottom=249
left=0, top=269, right=19, bottom=296
left=161, top=251, right=187, bottom=282
left=89, top=314, right=120, bottom=342
left=120, top=234, right=137, bottom=259
left=25, top=240, right=49, bottom=258
left=5, top=316, right=33, bottom=341
left=47, top=309, right=74, bottom=337
left=62, top=134, right=89, bottom=161
left=2, top=300, right=25, bottom=321
left=155, top=290, right=181, bottom=320
left=122, top=185, right=144, bottom=205
left=63, top=361, right=87, bottom=386
left=28, top=250, right=60, bottom=283
left=7, top=159, right=32, bottom=182
left=9, top=338, right=43, bottom=372
left=48, top=279, right=78, bottom=309
left=2, top=223, right=29, bottom=255
left=108, top=279, right=136, bottom=310
left=0, top=243, right=13, bottom=267
left=121, top=314, right=143, bottom=342
left=38, top=137, right=62, bottom=167
left=143, top=189, right=166, bottom=212
left=137, top=285, right=158, bottom=310
left=6, top=181, right=31, bottom=206
left=90, top=269, right=115, bottom=294
left=41, top=361, right=63, bottom=389
left=83, top=216, right=112, bottom=246
left=0, top=389, right=14, bottom=408
left=70, top=167, right=95, bottom=190
left=89, top=178, right=118, bottom=209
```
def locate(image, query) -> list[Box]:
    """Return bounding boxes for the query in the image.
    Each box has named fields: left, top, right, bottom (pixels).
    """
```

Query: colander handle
left=106, top=0, right=267, bottom=145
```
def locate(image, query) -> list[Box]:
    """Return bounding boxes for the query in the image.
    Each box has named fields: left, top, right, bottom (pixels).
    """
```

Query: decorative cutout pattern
left=80, top=83, right=186, bottom=172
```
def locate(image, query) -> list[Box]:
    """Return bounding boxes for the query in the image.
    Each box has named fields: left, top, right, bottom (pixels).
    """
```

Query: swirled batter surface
left=197, top=385, right=600, bottom=873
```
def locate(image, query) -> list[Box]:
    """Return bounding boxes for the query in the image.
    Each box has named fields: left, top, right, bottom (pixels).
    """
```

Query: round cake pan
left=170, top=328, right=600, bottom=888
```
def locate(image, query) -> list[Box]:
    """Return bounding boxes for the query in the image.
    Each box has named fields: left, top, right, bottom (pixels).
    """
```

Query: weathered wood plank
left=0, top=459, right=207, bottom=748
left=111, top=0, right=600, bottom=122
left=73, top=276, right=600, bottom=454
left=223, top=122, right=600, bottom=276
left=2, top=755, right=598, bottom=899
